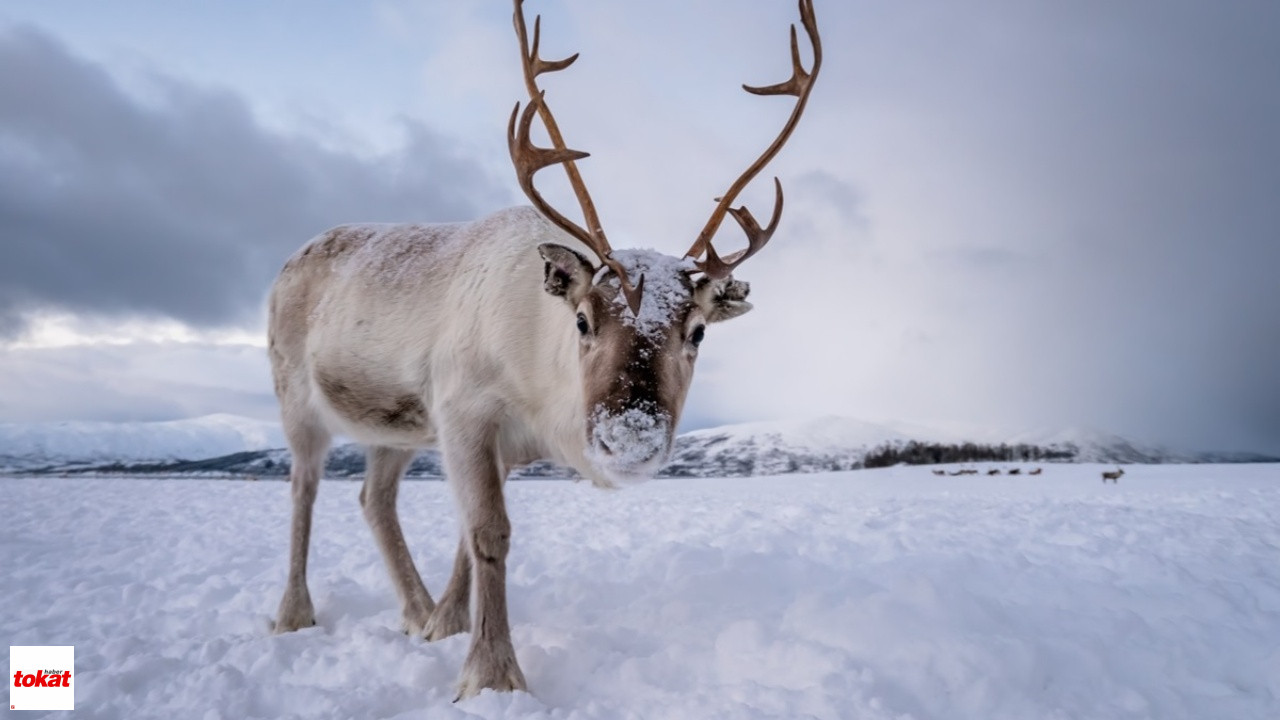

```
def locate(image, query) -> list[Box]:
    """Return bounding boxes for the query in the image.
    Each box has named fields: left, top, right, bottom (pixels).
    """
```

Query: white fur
left=266, top=205, right=731, bottom=699
left=279, top=207, right=617, bottom=479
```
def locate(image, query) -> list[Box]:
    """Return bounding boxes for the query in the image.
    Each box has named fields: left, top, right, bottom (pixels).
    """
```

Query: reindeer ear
left=695, top=276, right=753, bottom=323
left=538, top=243, right=595, bottom=303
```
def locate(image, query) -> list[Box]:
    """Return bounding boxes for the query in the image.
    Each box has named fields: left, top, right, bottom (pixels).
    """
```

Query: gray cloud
left=0, top=3, right=1277, bottom=456
left=646, top=0, right=1280, bottom=454
left=0, top=25, right=508, bottom=335
left=0, top=341, right=275, bottom=423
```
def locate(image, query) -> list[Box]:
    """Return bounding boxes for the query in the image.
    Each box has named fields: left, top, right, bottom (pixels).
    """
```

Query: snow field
left=3, top=464, right=1279, bottom=719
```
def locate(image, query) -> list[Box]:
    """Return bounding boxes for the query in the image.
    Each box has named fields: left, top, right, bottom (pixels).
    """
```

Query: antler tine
left=699, top=178, right=785, bottom=279
left=684, top=0, right=822, bottom=274
left=511, top=0, right=643, bottom=314
left=507, top=97, right=591, bottom=239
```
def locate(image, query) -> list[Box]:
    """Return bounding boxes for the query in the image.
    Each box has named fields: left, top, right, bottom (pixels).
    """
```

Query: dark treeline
left=862, top=441, right=1074, bottom=469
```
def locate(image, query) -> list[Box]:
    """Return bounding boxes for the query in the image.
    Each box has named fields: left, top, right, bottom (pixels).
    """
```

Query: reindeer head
left=536, top=244, right=753, bottom=482
left=509, top=0, right=821, bottom=484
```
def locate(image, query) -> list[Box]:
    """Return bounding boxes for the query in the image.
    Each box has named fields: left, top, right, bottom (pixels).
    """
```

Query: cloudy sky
left=1, top=1, right=1277, bottom=454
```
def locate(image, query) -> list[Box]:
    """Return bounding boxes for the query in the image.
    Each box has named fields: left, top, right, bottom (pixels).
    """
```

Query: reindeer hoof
left=400, top=600, right=434, bottom=636
left=423, top=598, right=471, bottom=641
left=273, top=614, right=316, bottom=633
left=454, top=649, right=527, bottom=701
left=274, top=588, right=317, bottom=633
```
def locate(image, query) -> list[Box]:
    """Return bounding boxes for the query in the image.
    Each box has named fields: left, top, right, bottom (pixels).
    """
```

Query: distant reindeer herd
left=929, top=466, right=1126, bottom=482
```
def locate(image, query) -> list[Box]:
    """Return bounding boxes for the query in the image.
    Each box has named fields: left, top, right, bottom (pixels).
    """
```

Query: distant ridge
left=0, top=414, right=285, bottom=472
left=662, top=416, right=909, bottom=477
left=2, top=414, right=1274, bottom=477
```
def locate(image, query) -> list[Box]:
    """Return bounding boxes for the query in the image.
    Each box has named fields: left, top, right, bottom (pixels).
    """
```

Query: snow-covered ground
left=5, top=464, right=1278, bottom=719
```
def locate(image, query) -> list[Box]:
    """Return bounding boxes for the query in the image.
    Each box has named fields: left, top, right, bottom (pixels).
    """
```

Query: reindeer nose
left=594, top=436, right=658, bottom=461
left=590, top=406, right=670, bottom=468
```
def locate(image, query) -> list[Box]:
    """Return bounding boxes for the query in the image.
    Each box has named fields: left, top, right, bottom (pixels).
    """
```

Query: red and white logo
left=10, top=646, right=74, bottom=711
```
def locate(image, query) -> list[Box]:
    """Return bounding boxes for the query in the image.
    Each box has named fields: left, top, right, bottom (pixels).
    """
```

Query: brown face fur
left=576, top=277, right=699, bottom=467
left=538, top=243, right=752, bottom=480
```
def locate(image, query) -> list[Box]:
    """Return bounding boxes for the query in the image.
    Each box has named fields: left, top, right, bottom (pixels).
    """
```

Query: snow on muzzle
left=586, top=404, right=673, bottom=485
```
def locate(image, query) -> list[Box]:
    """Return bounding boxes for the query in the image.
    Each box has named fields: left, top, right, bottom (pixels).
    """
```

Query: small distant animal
left=1101, top=468, right=1124, bottom=483
left=1007, top=468, right=1021, bottom=476
left=932, top=469, right=946, bottom=476
left=948, top=470, right=965, bottom=476
left=961, top=469, right=979, bottom=476
left=987, top=468, right=1001, bottom=476
left=1029, top=468, right=1042, bottom=476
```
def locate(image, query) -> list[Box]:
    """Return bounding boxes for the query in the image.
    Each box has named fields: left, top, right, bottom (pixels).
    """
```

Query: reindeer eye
left=576, top=313, right=590, bottom=336
left=689, top=324, right=706, bottom=347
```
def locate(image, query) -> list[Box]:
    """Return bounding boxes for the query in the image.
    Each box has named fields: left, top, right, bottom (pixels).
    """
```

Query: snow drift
left=4, top=463, right=1278, bottom=718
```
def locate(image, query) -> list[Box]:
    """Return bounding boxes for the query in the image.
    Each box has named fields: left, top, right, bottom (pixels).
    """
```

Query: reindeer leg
left=424, top=537, right=472, bottom=641
left=441, top=416, right=527, bottom=699
left=274, top=414, right=330, bottom=633
left=362, top=446, right=435, bottom=634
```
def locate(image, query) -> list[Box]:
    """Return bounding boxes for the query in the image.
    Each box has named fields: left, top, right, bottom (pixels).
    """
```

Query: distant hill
left=661, top=416, right=910, bottom=477
left=2, top=414, right=1274, bottom=478
left=0, top=414, right=284, bottom=473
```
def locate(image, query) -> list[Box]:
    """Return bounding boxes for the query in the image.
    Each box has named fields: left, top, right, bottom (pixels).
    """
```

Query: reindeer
left=1101, top=467, right=1124, bottom=483
left=1007, top=468, right=1021, bottom=476
left=987, top=468, right=1001, bottom=476
left=266, top=0, right=822, bottom=700
left=1029, top=467, right=1042, bottom=476
left=931, top=469, right=946, bottom=476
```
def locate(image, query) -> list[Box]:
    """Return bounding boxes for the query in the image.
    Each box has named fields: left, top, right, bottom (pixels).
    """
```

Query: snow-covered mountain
left=0, top=414, right=285, bottom=472
left=663, top=416, right=909, bottom=477
left=2, top=414, right=1272, bottom=477
left=1007, top=426, right=1195, bottom=464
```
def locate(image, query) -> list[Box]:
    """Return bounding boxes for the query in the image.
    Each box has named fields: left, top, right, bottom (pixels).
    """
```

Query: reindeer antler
left=509, top=0, right=644, bottom=314
left=684, top=0, right=822, bottom=279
